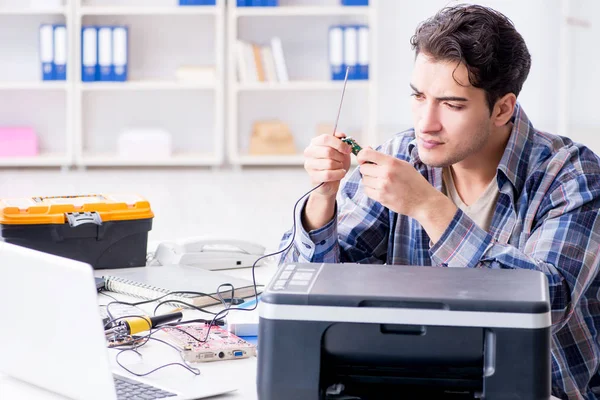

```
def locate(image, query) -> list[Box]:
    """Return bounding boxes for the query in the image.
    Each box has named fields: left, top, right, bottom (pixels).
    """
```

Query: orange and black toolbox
left=0, top=194, right=153, bottom=269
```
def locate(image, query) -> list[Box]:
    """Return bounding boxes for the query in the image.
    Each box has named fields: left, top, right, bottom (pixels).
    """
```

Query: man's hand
left=357, top=147, right=458, bottom=244
left=301, top=132, right=352, bottom=232
left=304, top=132, right=352, bottom=198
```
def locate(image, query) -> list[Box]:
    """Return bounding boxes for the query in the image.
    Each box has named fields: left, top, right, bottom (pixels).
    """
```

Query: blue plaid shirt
left=280, top=104, right=600, bottom=399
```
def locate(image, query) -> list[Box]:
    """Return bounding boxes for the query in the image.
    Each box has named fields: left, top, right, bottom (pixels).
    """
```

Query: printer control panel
left=269, top=263, right=321, bottom=293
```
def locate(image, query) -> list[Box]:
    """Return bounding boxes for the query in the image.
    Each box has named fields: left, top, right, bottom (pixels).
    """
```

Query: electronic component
left=161, top=324, right=256, bottom=363
left=341, top=137, right=363, bottom=156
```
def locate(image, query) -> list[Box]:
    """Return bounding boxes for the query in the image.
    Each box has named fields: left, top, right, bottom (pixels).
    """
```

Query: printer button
left=280, top=271, right=292, bottom=280
left=290, top=280, right=309, bottom=286
left=293, top=272, right=313, bottom=281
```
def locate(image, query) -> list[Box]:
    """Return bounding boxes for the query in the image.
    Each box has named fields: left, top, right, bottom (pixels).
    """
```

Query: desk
left=0, top=261, right=563, bottom=400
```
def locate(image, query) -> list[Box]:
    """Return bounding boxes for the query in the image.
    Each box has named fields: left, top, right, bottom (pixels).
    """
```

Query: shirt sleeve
left=429, top=158, right=600, bottom=332
left=278, top=166, right=390, bottom=265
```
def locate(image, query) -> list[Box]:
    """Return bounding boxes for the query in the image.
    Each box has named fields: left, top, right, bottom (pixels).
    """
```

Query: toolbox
left=0, top=194, right=153, bottom=269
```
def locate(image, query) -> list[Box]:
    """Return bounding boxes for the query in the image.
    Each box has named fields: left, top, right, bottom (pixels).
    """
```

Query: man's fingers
left=304, top=145, right=347, bottom=163
left=311, top=134, right=352, bottom=154
left=358, top=162, right=378, bottom=177
left=311, top=169, right=347, bottom=183
left=305, top=158, right=345, bottom=172
left=357, top=147, right=387, bottom=165
left=361, top=175, right=380, bottom=191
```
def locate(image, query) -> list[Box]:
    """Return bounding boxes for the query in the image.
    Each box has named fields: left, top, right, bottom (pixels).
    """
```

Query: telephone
left=149, top=237, right=267, bottom=271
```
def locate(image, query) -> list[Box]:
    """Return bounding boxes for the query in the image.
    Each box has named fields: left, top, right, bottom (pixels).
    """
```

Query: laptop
left=0, top=242, right=238, bottom=400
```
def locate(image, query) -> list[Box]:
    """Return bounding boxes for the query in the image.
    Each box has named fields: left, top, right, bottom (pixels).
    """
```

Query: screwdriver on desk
left=105, top=312, right=183, bottom=340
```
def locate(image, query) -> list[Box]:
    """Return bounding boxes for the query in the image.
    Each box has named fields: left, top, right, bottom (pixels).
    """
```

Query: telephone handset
left=150, top=237, right=267, bottom=271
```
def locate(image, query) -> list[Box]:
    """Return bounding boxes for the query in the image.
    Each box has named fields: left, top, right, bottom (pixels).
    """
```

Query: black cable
left=113, top=328, right=201, bottom=377
left=189, top=182, right=326, bottom=344
left=105, top=182, right=325, bottom=376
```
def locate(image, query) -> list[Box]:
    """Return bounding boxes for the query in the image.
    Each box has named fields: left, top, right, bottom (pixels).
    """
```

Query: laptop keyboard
left=114, top=374, right=177, bottom=399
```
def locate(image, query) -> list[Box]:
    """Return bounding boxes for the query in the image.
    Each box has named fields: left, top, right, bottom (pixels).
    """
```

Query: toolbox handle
left=65, top=212, right=103, bottom=227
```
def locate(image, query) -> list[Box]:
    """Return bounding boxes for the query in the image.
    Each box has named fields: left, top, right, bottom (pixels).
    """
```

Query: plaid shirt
left=280, top=104, right=600, bottom=399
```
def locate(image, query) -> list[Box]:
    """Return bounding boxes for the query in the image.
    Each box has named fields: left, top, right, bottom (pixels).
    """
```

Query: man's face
left=410, top=53, right=493, bottom=168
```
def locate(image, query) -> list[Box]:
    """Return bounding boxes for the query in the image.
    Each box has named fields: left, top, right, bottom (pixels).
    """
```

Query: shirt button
left=319, top=240, right=326, bottom=245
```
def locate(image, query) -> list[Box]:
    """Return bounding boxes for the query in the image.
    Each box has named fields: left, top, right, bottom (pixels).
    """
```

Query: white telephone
left=149, top=237, right=267, bottom=271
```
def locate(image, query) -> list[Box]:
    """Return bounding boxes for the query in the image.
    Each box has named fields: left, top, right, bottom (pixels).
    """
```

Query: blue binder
left=236, top=0, right=248, bottom=6
left=357, top=25, right=369, bottom=80
left=112, top=26, right=128, bottom=82
left=179, top=0, right=217, bottom=4
left=342, top=0, right=368, bottom=5
left=97, top=26, right=113, bottom=81
left=329, top=25, right=345, bottom=80
left=39, top=24, right=55, bottom=81
left=81, top=26, right=98, bottom=82
left=343, top=25, right=359, bottom=80
left=53, top=24, right=67, bottom=80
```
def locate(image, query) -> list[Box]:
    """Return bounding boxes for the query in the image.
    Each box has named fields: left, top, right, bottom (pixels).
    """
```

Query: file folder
left=343, top=25, right=358, bottom=80
left=81, top=26, right=98, bottom=82
left=53, top=25, right=67, bottom=81
left=329, top=25, right=344, bottom=80
left=342, top=0, right=368, bottom=5
left=112, top=26, right=128, bottom=82
left=357, top=25, right=369, bottom=80
left=97, top=26, right=113, bottom=81
left=39, top=24, right=54, bottom=81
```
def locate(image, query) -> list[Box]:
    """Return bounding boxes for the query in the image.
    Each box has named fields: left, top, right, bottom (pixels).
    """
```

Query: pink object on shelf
left=0, top=127, right=39, bottom=157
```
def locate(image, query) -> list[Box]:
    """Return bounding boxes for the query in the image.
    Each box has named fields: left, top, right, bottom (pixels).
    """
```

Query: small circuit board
left=161, top=324, right=256, bottom=363
left=341, top=137, right=363, bottom=156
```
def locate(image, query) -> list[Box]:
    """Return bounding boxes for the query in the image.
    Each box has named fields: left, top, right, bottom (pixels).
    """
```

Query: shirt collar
left=407, top=103, right=532, bottom=195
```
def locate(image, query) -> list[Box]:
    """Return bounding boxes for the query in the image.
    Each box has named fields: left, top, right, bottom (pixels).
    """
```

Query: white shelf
left=235, top=80, right=370, bottom=92
left=0, top=153, right=68, bottom=167
left=81, top=153, right=221, bottom=167
left=235, top=154, right=305, bottom=166
left=0, top=8, right=67, bottom=16
left=80, top=81, right=216, bottom=92
left=0, top=81, right=68, bottom=90
left=233, top=6, right=370, bottom=17
left=78, top=6, right=219, bottom=16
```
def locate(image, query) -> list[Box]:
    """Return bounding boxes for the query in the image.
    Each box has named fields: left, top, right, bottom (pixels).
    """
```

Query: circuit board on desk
left=161, top=324, right=256, bottom=363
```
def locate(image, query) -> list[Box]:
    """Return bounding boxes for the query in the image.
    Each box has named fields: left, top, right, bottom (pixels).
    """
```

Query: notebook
left=94, top=264, right=261, bottom=309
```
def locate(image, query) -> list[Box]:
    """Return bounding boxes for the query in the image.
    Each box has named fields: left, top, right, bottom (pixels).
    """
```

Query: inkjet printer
left=257, top=263, right=551, bottom=400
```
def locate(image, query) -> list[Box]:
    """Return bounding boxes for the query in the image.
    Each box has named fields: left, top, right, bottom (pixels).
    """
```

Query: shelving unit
left=0, top=0, right=73, bottom=168
left=227, top=0, right=378, bottom=167
left=73, top=0, right=226, bottom=167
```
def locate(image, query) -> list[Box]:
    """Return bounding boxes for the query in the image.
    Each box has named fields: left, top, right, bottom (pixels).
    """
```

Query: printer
left=257, top=263, right=552, bottom=400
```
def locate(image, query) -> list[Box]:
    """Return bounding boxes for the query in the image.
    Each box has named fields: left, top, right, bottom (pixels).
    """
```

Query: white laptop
left=0, top=242, right=238, bottom=400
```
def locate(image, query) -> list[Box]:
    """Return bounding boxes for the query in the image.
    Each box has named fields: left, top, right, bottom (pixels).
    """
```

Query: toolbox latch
left=65, top=212, right=103, bottom=227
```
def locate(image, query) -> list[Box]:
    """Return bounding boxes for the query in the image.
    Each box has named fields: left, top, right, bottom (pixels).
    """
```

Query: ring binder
left=99, top=265, right=260, bottom=309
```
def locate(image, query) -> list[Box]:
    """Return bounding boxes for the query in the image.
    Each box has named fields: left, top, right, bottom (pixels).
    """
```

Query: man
left=279, top=4, right=600, bottom=400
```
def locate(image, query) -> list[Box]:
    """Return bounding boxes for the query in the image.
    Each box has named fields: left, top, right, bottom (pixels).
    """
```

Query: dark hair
left=410, top=4, right=531, bottom=113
